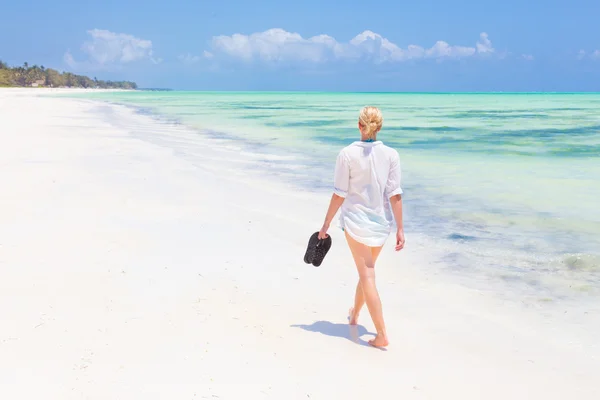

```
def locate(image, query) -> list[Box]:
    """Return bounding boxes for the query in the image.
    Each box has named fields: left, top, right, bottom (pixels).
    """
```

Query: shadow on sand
left=291, top=321, right=384, bottom=349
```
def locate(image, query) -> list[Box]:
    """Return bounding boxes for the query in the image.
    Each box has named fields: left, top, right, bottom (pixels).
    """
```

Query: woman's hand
left=318, top=222, right=330, bottom=240
left=395, top=228, right=405, bottom=251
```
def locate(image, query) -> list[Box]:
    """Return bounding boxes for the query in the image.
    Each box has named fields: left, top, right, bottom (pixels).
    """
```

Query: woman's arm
left=389, top=194, right=405, bottom=251
left=385, top=150, right=405, bottom=251
left=318, top=193, right=345, bottom=239
left=390, top=194, right=403, bottom=229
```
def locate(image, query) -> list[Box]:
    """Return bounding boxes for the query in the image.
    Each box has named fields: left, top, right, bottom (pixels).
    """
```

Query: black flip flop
left=303, top=232, right=332, bottom=267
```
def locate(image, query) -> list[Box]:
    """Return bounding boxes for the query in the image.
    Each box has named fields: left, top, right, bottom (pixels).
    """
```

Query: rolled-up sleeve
left=333, top=150, right=350, bottom=198
left=385, top=151, right=403, bottom=198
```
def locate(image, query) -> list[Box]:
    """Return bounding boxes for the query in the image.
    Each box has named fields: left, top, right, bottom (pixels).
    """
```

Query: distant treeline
left=0, top=60, right=137, bottom=89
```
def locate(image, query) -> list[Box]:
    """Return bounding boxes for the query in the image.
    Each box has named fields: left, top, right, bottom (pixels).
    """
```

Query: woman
left=317, top=106, right=405, bottom=348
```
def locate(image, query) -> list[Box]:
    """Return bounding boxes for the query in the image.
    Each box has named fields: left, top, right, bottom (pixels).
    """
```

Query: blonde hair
left=358, top=106, right=383, bottom=140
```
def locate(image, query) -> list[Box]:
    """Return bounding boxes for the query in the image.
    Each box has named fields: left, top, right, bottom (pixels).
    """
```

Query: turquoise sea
left=65, top=91, right=600, bottom=301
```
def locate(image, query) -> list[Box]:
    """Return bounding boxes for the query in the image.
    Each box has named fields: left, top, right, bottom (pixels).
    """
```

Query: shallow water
left=64, top=91, right=600, bottom=301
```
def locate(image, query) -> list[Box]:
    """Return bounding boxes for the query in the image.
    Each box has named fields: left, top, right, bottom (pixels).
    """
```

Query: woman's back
left=334, top=140, right=402, bottom=247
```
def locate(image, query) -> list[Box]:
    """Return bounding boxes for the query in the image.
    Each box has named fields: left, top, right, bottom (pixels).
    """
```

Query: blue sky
left=1, top=0, right=600, bottom=91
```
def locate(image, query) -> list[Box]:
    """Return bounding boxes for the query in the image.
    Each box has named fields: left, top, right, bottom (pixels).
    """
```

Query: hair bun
left=359, top=106, right=383, bottom=139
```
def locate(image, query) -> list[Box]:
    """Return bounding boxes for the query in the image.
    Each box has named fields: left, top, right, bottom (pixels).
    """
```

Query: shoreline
left=1, top=89, right=598, bottom=399
left=0, top=87, right=134, bottom=93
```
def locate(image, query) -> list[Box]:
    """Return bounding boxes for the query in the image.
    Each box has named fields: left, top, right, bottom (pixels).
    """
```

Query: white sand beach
left=0, top=88, right=598, bottom=399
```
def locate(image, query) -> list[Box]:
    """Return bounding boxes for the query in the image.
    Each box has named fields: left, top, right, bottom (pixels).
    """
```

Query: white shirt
left=333, top=140, right=403, bottom=247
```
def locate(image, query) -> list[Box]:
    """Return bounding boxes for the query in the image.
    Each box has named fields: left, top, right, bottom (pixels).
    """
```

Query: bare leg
left=348, top=282, right=364, bottom=325
left=345, top=232, right=388, bottom=347
left=349, top=246, right=383, bottom=325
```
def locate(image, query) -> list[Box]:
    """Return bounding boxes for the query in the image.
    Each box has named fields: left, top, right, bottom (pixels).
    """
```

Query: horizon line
left=138, top=89, right=600, bottom=95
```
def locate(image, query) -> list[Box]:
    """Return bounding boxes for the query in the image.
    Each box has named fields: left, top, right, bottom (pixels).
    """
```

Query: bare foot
left=368, top=334, right=389, bottom=348
left=348, top=307, right=359, bottom=325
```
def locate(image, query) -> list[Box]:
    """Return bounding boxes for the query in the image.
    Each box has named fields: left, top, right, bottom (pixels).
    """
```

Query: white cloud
left=63, top=51, right=77, bottom=68
left=178, top=53, right=201, bottom=64
left=65, top=29, right=159, bottom=68
left=476, top=33, right=494, bottom=54
left=209, top=29, right=340, bottom=63
left=577, top=49, right=600, bottom=60
left=522, top=54, right=534, bottom=61
left=205, top=28, right=496, bottom=65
